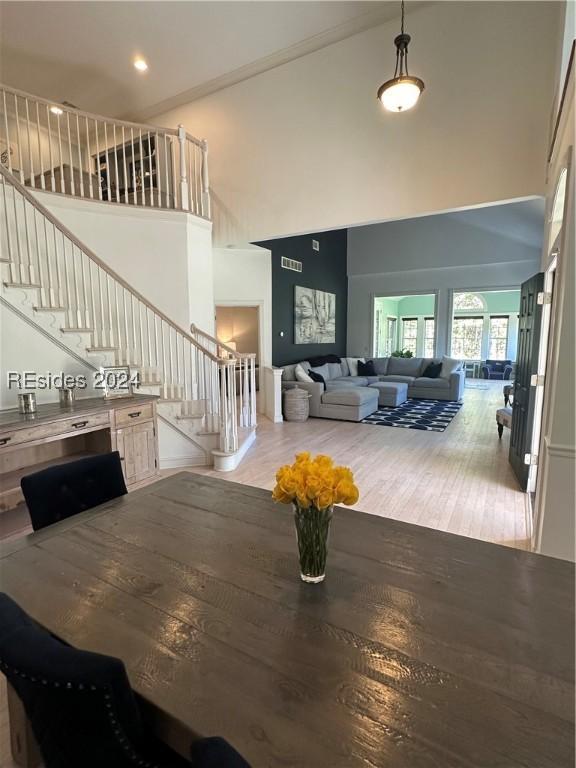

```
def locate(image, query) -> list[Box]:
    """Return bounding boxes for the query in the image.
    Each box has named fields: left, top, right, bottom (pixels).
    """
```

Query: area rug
left=361, top=399, right=463, bottom=432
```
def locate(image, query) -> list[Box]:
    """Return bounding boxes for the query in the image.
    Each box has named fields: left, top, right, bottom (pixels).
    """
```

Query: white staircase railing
left=0, top=165, right=253, bottom=455
left=191, top=324, right=257, bottom=431
left=0, top=83, right=210, bottom=218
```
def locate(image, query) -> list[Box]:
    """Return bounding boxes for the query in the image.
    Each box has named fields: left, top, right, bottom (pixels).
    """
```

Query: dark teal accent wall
left=256, top=230, right=347, bottom=366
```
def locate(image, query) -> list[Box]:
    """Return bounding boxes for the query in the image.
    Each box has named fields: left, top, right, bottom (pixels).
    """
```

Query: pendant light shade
left=378, top=2, right=425, bottom=112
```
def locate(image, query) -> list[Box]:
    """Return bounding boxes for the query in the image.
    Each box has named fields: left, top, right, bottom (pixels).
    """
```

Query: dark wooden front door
left=509, top=272, right=545, bottom=490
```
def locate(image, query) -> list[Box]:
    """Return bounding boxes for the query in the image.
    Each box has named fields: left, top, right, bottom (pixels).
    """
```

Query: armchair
left=481, top=359, right=513, bottom=380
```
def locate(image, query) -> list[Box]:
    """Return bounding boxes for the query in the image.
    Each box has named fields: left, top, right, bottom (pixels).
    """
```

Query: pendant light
left=377, top=0, right=425, bottom=112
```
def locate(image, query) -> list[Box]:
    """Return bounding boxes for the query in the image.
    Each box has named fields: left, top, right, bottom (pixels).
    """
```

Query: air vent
left=312, top=239, right=320, bottom=251
left=281, top=257, right=302, bottom=273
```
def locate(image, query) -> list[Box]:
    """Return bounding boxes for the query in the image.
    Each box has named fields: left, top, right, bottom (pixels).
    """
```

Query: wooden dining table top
left=0, top=471, right=573, bottom=767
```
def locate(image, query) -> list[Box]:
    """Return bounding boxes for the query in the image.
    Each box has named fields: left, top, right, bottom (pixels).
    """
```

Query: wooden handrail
left=1, top=165, right=224, bottom=363
left=190, top=323, right=257, bottom=360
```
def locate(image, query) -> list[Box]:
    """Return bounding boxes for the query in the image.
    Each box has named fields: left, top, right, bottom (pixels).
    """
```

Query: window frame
left=451, top=315, right=484, bottom=360
left=488, top=314, right=510, bottom=360
left=401, top=317, right=418, bottom=355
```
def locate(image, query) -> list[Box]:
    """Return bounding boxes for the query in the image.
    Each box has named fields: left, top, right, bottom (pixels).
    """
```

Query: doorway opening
left=449, top=289, right=521, bottom=380
left=215, top=304, right=261, bottom=389
left=373, top=293, right=437, bottom=358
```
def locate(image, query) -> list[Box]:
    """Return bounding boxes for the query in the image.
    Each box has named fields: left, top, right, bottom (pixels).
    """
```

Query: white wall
left=347, top=208, right=542, bottom=357
left=150, top=1, right=560, bottom=245
left=534, top=60, right=575, bottom=561
left=31, top=190, right=214, bottom=333
left=0, top=302, right=98, bottom=409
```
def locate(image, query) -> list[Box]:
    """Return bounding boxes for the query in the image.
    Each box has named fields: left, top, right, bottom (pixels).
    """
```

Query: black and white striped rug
left=362, top=399, right=463, bottom=432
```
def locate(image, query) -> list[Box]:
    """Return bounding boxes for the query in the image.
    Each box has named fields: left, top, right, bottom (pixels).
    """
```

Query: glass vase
left=294, top=504, right=333, bottom=583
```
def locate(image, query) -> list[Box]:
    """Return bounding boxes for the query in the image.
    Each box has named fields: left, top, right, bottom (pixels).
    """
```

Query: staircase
left=0, top=86, right=257, bottom=471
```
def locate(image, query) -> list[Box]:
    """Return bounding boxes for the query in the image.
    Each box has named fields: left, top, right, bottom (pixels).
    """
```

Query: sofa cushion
left=295, top=363, right=313, bottom=383
left=413, top=376, right=450, bottom=389
left=307, top=354, right=342, bottom=367
left=325, top=380, right=361, bottom=391
left=340, top=358, right=350, bottom=376
left=440, top=356, right=463, bottom=379
left=387, top=356, right=423, bottom=376
left=308, top=370, right=326, bottom=389
left=372, top=358, right=389, bottom=376
left=326, top=362, right=343, bottom=379
left=357, top=360, right=376, bottom=376
left=422, top=361, right=442, bottom=378
left=282, top=363, right=298, bottom=381
left=333, top=375, right=368, bottom=386
left=322, top=388, right=378, bottom=407
left=346, top=357, right=365, bottom=376
left=310, top=363, right=331, bottom=381
left=380, top=374, right=416, bottom=385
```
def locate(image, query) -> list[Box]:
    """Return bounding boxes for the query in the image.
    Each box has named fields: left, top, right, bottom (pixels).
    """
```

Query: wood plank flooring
left=0, top=381, right=528, bottom=767
left=190, top=380, right=530, bottom=550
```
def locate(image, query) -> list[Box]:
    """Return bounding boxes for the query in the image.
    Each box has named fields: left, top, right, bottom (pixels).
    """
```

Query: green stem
left=294, top=504, right=333, bottom=578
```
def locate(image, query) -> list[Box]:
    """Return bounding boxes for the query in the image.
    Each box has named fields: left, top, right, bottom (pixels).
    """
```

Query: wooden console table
left=0, top=395, right=160, bottom=515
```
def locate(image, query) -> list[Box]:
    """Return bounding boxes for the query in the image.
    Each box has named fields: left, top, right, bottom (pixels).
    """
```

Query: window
left=401, top=318, right=418, bottom=355
left=424, top=317, right=435, bottom=358
left=385, top=317, right=397, bottom=356
left=489, top=316, right=509, bottom=359
left=453, top=292, right=486, bottom=311
left=451, top=317, right=483, bottom=359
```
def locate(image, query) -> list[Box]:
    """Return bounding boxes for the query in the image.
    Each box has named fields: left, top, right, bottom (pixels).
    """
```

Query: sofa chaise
left=282, top=355, right=465, bottom=422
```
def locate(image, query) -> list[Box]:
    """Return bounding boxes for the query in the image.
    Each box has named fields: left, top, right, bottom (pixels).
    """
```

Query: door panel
left=509, top=273, right=544, bottom=490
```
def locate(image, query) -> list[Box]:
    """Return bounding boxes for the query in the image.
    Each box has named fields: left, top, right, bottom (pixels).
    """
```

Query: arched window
left=453, top=292, right=486, bottom=311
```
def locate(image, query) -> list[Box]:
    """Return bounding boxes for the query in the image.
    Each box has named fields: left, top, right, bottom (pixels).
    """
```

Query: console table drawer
left=115, top=403, right=154, bottom=427
left=0, top=411, right=110, bottom=450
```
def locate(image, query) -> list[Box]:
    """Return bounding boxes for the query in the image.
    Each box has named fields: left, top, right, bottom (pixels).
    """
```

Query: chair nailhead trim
left=0, top=658, right=159, bottom=768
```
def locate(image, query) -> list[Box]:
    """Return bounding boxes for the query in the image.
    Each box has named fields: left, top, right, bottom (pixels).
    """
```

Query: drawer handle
left=128, top=411, right=142, bottom=418
left=72, top=421, right=88, bottom=429
left=0, top=436, right=12, bottom=446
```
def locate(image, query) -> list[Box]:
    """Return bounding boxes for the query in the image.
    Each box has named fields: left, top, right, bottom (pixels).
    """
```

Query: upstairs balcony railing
left=0, top=83, right=210, bottom=218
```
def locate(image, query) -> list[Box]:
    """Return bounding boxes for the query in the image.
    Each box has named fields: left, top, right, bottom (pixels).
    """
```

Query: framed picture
left=294, top=286, right=336, bottom=344
left=98, top=366, right=137, bottom=399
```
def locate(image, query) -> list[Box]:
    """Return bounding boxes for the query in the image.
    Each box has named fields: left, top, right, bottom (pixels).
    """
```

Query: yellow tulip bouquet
left=272, top=452, right=359, bottom=582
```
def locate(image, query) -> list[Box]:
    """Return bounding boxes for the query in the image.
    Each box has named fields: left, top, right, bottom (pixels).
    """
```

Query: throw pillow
left=308, top=371, right=326, bottom=389
left=440, top=356, right=462, bottom=379
left=295, top=363, right=313, bottom=383
left=346, top=357, right=365, bottom=377
left=357, top=359, right=376, bottom=376
left=423, top=361, right=442, bottom=379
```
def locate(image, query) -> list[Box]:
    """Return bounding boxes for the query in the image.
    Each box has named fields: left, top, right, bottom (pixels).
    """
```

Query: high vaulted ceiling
left=0, top=1, right=414, bottom=120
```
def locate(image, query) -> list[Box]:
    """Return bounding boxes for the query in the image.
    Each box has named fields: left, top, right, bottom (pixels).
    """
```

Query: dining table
left=0, top=471, right=574, bottom=767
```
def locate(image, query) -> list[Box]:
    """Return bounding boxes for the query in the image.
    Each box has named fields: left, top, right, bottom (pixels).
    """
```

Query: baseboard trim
left=160, top=456, right=210, bottom=469
left=212, top=428, right=256, bottom=472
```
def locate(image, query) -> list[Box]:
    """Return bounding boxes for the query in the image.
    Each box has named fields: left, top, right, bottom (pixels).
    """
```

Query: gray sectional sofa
left=282, top=356, right=465, bottom=422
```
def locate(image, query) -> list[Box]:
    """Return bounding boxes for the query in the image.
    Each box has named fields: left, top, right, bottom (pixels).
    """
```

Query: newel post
left=177, top=125, right=189, bottom=211
left=201, top=139, right=211, bottom=219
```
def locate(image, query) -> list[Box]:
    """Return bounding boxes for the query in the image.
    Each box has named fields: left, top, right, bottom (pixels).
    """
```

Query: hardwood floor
left=0, top=381, right=528, bottom=768
left=190, top=380, right=530, bottom=550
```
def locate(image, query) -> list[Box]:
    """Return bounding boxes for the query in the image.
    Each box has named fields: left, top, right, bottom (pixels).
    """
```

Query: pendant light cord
left=401, top=0, right=405, bottom=35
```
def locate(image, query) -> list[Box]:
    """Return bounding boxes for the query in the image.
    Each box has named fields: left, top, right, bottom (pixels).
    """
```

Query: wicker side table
left=283, top=386, right=311, bottom=422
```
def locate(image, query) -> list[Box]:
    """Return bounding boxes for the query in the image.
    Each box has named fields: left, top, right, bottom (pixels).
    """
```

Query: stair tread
left=177, top=414, right=205, bottom=420
left=86, top=346, right=119, bottom=352
left=4, top=282, right=41, bottom=288
left=61, top=327, right=94, bottom=333
left=34, top=306, right=68, bottom=312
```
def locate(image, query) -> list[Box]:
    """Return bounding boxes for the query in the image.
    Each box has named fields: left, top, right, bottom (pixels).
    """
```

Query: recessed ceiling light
left=133, top=58, right=148, bottom=72
left=50, top=105, right=63, bottom=116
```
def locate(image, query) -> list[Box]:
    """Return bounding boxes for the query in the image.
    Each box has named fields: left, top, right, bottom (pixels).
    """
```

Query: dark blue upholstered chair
left=21, top=451, right=128, bottom=531
left=481, top=359, right=513, bottom=380
left=0, top=593, right=250, bottom=768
